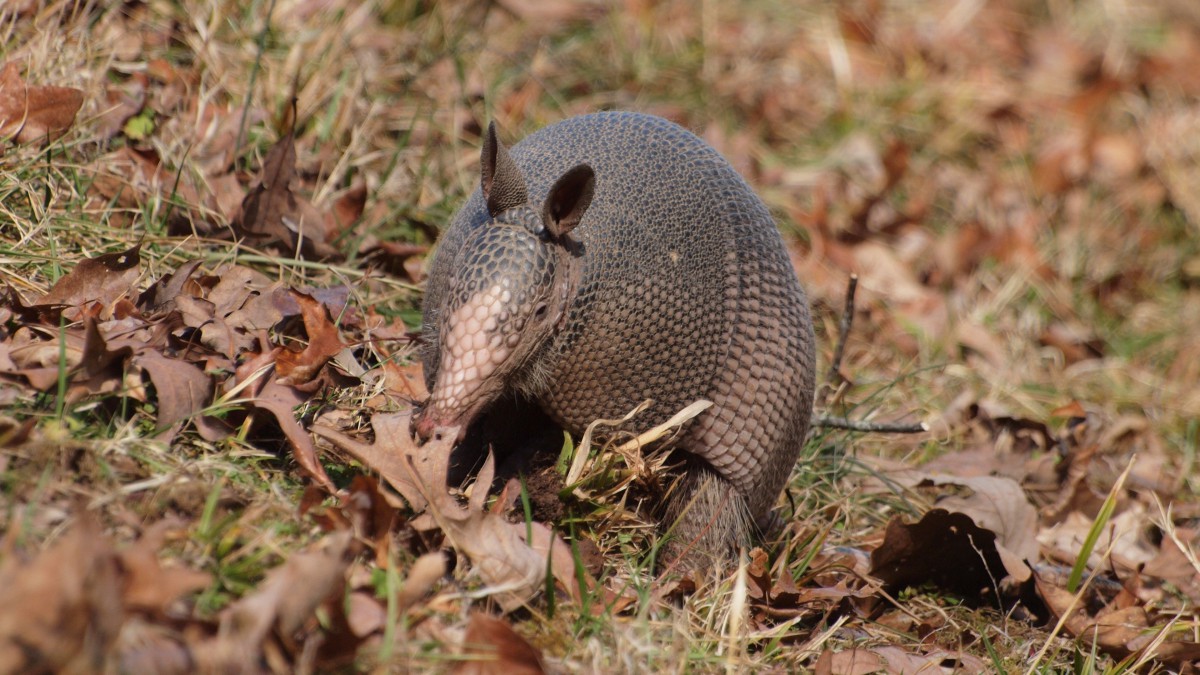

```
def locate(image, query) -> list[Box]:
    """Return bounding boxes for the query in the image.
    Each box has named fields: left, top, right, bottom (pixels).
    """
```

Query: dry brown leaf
left=420, top=448, right=583, bottom=612
left=327, top=182, right=367, bottom=241
left=196, top=530, right=353, bottom=671
left=914, top=474, right=1040, bottom=564
left=345, top=591, right=387, bottom=639
left=234, top=132, right=338, bottom=260
left=380, top=359, right=429, bottom=401
left=317, top=409, right=590, bottom=611
left=817, top=646, right=987, bottom=675
left=1031, top=571, right=1200, bottom=664
left=95, top=76, right=147, bottom=141
left=870, top=509, right=1028, bottom=602
left=37, top=243, right=142, bottom=309
left=134, top=351, right=213, bottom=435
left=276, top=290, right=345, bottom=385
left=1038, top=505, right=1158, bottom=572
left=454, top=613, right=546, bottom=675
left=1142, top=528, right=1200, bottom=603
left=138, top=259, right=204, bottom=313
left=311, top=411, right=429, bottom=511
left=363, top=240, right=432, bottom=284
left=0, top=61, right=83, bottom=145
left=118, top=519, right=212, bottom=615
left=0, top=515, right=123, bottom=673
left=249, top=391, right=336, bottom=493
left=88, top=146, right=206, bottom=227
left=397, top=551, right=449, bottom=613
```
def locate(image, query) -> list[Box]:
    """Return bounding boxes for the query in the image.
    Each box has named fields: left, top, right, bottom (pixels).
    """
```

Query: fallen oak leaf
left=95, top=75, right=147, bottom=141
left=249, top=394, right=336, bottom=493
left=905, top=473, right=1040, bottom=565
left=408, top=430, right=586, bottom=612
left=816, top=646, right=988, bottom=675
left=78, top=315, right=134, bottom=381
left=1036, top=565, right=1200, bottom=667
left=118, top=519, right=212, bottom=616
left=0, top=61, right=84, bottom=145
left=311, top=411, right=429, bottom=512
left=137, top=259, right=204, bottom=313
left=316, top=410, right=592, bottom=611
left=396, top=551, right=450, bottom=614
left=327, top=182, right=367, bottom=241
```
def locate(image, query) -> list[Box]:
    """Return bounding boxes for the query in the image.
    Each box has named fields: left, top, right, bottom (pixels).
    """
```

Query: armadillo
left=415, top=111, right=816, bottom=568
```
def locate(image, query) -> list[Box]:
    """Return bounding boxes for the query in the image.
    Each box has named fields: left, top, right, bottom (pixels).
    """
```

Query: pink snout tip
left=412, top=408, right=467, bottom=444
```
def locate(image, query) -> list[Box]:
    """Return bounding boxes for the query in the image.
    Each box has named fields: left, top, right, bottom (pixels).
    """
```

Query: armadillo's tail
left=658, top=464, right=754, bottom=573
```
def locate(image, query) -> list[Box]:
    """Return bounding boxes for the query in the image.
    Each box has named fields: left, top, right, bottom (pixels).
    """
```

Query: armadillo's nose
left=412, top=408, right=439, bottom=443
left=413, top=406, right=468, bottom=445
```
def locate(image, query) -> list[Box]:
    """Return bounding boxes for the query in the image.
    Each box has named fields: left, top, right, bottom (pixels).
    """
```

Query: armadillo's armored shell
left=422, top=111, right=816, bottom=524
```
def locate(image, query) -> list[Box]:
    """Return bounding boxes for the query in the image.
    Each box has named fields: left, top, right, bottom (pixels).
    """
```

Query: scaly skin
left=419, top=111, right=816, bottom=568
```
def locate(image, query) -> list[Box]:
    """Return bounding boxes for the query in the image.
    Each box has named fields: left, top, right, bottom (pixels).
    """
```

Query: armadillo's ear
left=481, top=121, right=528, bottom=217
left=543, top=164, right=594, bottom=239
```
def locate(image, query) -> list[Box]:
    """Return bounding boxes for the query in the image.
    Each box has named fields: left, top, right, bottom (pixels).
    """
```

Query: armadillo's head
left=414, top=122, right=594, bottom=442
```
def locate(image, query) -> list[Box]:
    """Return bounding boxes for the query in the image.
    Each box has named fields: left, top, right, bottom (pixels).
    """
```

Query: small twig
left=824, top=274, right=858, bottom=391
left=815, top=415, right=927, bottom=433
left=813, top=274, right=927, bottom=435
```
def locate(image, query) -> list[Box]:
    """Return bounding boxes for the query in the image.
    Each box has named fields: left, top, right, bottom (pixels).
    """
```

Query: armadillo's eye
left=533, top=303, right=548, bottom=319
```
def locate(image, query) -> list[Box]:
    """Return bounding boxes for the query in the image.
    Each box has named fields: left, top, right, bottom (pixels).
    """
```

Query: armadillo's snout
left=416, top=283, right=521, bottom=444
left=412, top=408, right=439, bottom=442
left=411, top=406, right=468, bottom=444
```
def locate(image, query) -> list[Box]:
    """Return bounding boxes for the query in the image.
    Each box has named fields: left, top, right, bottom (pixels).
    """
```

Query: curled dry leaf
left=397, top=551, right=450, bottom=614
left=95, top=75, right=147, bottom=141
left=134, top=351, right=213, bottom=436
left=1038, top=505, right=1158, bottom=572
left=0, top=61, right=84, bottom=145
left=345, top=591, right=387, bottom=639
left=912, top=474, right=1040, bottom=564
left=249, top=393, right=336, bottom=493
left=1034, top=571, right=1200, bottom=666
left=410, top=435, right=584, bottom=612
left=118, top=519, right=212, bottom=615
left=275, top=290, right=346, bottom=386
left=138, top=259, right=204, bottom=313
left=0, top=515, right=210, bottom=674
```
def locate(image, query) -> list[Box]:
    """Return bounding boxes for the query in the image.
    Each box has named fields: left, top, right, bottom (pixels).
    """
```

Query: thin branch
left=815, top=415, right=927, bottom=433
left=825, top=273, right=858, bottom=389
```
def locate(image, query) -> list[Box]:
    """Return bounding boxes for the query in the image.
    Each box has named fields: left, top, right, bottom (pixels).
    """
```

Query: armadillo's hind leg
left=658, top=463, right=752, bottom=572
